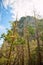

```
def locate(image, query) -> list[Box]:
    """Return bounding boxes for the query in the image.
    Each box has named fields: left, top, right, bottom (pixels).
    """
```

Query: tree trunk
left=6, top=43, right=12, bottom=65
left=13, top=45, right=20, bottom=65
left=27, top=36, right=32, bottom=65
left=21, top=45, right=24, bottom=65
left=36, top=31, right=42, bottom=65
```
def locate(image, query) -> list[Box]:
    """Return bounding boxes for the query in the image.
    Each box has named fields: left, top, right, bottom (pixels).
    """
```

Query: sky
left=0, top=0, right=43, bottom=46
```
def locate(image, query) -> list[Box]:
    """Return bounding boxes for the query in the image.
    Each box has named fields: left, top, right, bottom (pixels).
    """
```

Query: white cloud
left=0, top=25, right=5, bottom=30
left=2, top=0, right=15, bottom=9
left=32, top=0, right=43, bottom=16
left=2, top=0, right=9, bottom=9
left=2, top=0, right=33, bottom=20
left=10, top=0, right=33, bottom=20
left=10, top=0, right=43, bottom=20
left=2, top=0, right=43, bottom=20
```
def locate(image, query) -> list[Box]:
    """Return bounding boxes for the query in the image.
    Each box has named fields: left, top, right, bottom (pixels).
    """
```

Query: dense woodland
left=0, top=16, right=43, bottom=65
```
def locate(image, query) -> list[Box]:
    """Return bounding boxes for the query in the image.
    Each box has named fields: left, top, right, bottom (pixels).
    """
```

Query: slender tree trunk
left=27, top=36, right=32, bottom=65
left=33, top=10, right=42, bottom=65
left=36, top=31, right=42, bottom=65
left=6, top=43, right=12, bottom=65
left=13, top=45, right=20, bottom=65
left=13, top=54, right=19, bottom=65
left=21, top=45, right=24, bottom=65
